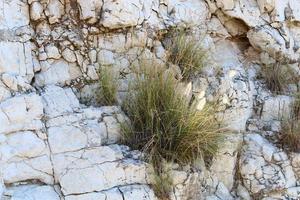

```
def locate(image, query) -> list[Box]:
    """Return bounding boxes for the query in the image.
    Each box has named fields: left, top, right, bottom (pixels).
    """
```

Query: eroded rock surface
left=0, top=0, right=300, bottom=199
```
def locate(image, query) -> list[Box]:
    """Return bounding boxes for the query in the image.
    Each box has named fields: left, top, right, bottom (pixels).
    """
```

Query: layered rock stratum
left=0, top=0, right=300, bottom=199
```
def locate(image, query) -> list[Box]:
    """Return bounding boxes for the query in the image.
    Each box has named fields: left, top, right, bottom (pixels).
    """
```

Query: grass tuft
left=260, top=63, right=299, bottom=94
left=97, top=67, right=118, bottom=106
left=121, top=63, right=223, bottom=198
left=280, top=92, right=300, bottom=152
left=280, top=118, right=300, bottom=152
left=167, top=30, right=207, bottom=80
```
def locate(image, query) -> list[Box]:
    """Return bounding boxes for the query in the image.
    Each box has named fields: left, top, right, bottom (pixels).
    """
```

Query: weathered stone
left=45, top=44, right=61, bottom=59
left=0, top=0, right=29, bottom=29
left=42, top=85, right=80, bottom=118
left=3, top=185, right=60, bottom=200
left=77, top=0, right=103, bottom=24
left=0, top=94, right=43, bottom=134
left=62, top=48, right=77, bottom=63
left=211, top=134, right=243, bottom=190
left=52, top=146, right=148, bottom=195
left=240, top=134, right=296, bottom=194
left=35, top=60, right=82, bottom=86
left=261, top=95, right=293, bottom=121
left=3, top=155, right=53, bottom=184
left=0, top=42, right=34, bottom=82
left=101, top=0, right=144, bottom=29
left=30, top=2, right=44, bottom=21
left=45, top=0, right=65, bottom=24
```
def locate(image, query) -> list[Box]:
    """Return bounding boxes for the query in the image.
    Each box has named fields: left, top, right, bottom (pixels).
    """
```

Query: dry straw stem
left=167, top=30, right=207, bottom=80
left=97, top=67, right=118, bottom=106
left=280, top=117, right=300, bottom=152
left=280, top=92, right=300, bottom=152
left=260, top=63, right=299, bottom=94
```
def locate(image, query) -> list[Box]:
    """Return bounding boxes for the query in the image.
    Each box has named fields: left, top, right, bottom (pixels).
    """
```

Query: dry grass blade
left=280, top=91, right=300, bottom=152
left=260, top=63, right=299, bottom=94
left=167, top=30, right=207, bottom=80
left=280, top=118, right=300, bottom=152
left=97, top=67, right=118, bottom=106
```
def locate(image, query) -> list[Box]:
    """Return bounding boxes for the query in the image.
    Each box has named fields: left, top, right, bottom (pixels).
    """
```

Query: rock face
left=0, top=0, right=300, bottom=200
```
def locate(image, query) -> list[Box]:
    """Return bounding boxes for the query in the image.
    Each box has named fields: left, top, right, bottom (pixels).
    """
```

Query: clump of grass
left=167, top=30, right=207, bottom=80
left=260, top=63, right=298, bottom=94
left=97, top=67, right=118, bottom=106
left=280, top=118, right=300, bottom=152
left=280, top=92, right=300, bottom=152
left=293, top=92, right=300, bottom=118
left=121, top=63, right=223, bottom=198
left=151, top=165, right=173, bottom=200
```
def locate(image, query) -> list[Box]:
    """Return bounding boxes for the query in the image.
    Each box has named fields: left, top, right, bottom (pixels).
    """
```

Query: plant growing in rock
left=280, top=92, right=300, bottom=152
left=121, top=63, right=223, bottom=198
left=280, top=118, right=300, bottom=152
left=260, top=63, right=299, bottom=94
left=97, top=67, right=118, bottom=106
left=166, top=30, right=207, bottom=80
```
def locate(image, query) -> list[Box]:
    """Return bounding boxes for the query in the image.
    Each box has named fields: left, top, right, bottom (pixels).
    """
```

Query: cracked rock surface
left=0, top=0, right=300, bottom=199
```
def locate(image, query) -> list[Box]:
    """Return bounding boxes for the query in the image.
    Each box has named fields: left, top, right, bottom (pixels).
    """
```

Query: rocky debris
left=240, top=134, right=296, bottom=195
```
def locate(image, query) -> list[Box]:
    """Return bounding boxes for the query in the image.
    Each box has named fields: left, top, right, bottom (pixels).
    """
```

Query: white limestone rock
left=120, top=185, right=157, bottom=200
left=261, top=95, right=293, bottom=121
left=0, top=84, right=11, bottom=103
left=97, top=50, right=115, bottom=65
left=167, top=0, right=209, bottom=26
left=3, top=185, right=60, bottom=200
left=0, top=94, right=44, bottom=134
left=45, top=0, right=65, bottom=24
left=52, top=146, right=148, bottom=195
left=48, top=122, right=105, bottom=154
left=42, top=85, right=80, bottom=118
left=0, top=0, right=29, bottom=29
left=77, top=0, right=103, bottom=24
left=240, top=134, right=296, bottom=195
left=3, top=155, right=54, bottom=184
left=210, top=134, right=243, bottom=190
left=45, top=44, right=61, bottom=59
left=62, top=48, right=77, bottom=63
left=30, top=2, right=44, bottom=21
left=216, top=72, right=253, bottom=131
left=101, top=0, right=145, bottom=29
left=0, top=42, right=34, bottom=83
left=0, top=131, right=48, bottom=162
left=35, top=60, right=82, bottom=86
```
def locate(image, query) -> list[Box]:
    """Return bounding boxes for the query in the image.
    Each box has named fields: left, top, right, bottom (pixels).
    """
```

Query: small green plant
left=121, top=63, right=223, bottom=198
left=97, top=67, right=118, bottom=106
left=167, top=30, right=207, bottom=80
